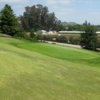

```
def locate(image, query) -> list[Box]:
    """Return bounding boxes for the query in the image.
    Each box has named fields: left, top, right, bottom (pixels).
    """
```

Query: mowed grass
left=0, top=37, right=100, bottom=100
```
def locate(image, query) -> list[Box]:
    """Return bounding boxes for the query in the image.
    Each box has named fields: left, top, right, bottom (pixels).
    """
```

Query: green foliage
left=69, top=36, right=80, bottom=44
left=80, top=21, right=97, bottom=51
left=33, top=34, right=80, bottom=45
left=67, top=24, right=83, bottom=31
left=0, top=4, right=20, bottom=36
left=56, top=35, right=68, bottom=43
left=20, top=4, right=63, bottom=32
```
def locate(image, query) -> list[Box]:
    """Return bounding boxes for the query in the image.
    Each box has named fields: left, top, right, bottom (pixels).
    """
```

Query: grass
left=12, top=40, right=100, bottom=67
left=0, top=37, right=100, bottom=100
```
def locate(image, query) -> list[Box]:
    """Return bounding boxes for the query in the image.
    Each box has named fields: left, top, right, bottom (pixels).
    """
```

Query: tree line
left=0, top=4, right=64, bottom=35
left=0, top=4, right=99, bottom=51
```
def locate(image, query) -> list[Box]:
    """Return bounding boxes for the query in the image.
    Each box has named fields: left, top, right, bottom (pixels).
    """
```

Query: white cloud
left=0, top=0, right=24, bottom=3
left=47, top=0, right=74, bottom=4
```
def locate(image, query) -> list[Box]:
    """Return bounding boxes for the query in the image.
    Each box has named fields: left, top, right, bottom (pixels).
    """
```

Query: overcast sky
left=0, top=0, right=100, bottom=25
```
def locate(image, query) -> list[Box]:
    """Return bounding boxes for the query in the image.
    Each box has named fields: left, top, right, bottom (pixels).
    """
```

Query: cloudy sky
left=0, top=0, right=100, bottom=25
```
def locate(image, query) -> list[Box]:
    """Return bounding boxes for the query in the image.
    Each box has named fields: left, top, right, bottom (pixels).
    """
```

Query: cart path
left=45, top=41, right=81, bottom=49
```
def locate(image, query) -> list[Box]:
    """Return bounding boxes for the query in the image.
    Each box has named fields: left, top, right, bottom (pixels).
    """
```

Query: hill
left=0, top=37, right=100, bottom=100
left=62, top=22, right=78, bottom=26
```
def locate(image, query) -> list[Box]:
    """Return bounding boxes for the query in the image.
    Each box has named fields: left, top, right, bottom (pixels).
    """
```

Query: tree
left=80, top=21, right=97, bottom=51
left=0, top=4, right=20, bottom=36
left=20, top=4, right=62, bottom=32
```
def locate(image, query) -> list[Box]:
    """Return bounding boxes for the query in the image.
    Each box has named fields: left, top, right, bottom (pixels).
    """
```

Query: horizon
left=0, top=0, right=100, bottom=25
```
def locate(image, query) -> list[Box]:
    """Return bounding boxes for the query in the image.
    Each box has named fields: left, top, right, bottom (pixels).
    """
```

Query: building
left=35, top=30, right=47, bottom=35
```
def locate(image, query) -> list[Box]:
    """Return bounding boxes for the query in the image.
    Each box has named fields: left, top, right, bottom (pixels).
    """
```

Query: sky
left=0, top=0, right=100, bottom=25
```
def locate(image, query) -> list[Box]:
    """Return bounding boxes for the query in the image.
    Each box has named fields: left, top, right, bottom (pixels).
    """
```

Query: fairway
left=0, top=37, right=100, bottom=100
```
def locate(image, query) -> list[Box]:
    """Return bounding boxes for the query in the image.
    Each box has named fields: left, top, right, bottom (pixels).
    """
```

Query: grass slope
left=0, top=37, right=100, bottom=100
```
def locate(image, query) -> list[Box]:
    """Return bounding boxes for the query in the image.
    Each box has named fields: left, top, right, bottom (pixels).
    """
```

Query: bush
left=69, top=36, right=80, bottom=45
left=56, top=35, right=68, bottom=43
left=33, top=34, right=81, bottom=45
left=96, top=39, right=100, bottom=48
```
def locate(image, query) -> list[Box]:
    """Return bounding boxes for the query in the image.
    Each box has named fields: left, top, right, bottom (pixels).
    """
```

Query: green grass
left=0, top=37, right=100, bottom=100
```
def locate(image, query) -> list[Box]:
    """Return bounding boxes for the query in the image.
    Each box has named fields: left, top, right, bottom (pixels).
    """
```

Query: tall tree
left=80, top=21, right=97, bottom=51
left=0, top=4, right=20, bottom=36
left=20, top=4, right=62, bottom=32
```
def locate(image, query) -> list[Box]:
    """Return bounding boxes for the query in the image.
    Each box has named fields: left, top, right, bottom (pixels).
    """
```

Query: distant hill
left=62, top=22, right=78, bottom=26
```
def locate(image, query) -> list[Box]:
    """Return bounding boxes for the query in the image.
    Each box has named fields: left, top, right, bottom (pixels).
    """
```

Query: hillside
left=0, top=37, right=100, bottom=100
